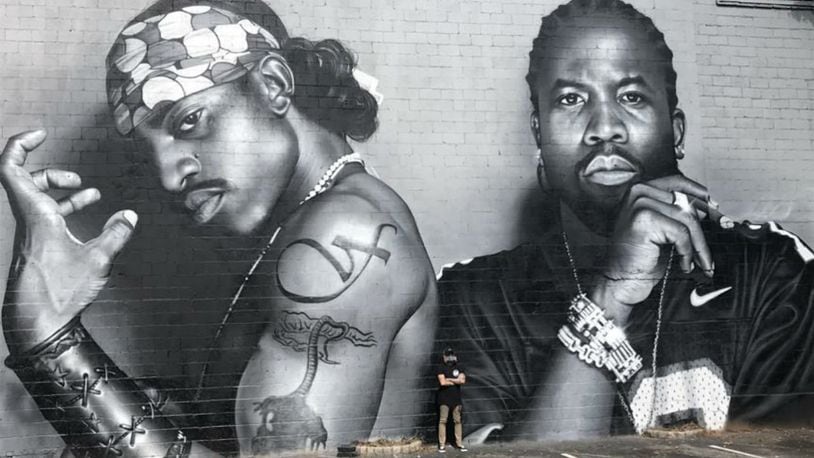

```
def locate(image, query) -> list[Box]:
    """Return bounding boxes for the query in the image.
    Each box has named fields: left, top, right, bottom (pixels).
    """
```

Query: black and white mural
left=437, top=0, right=814, bottom=441
left=1, top=0, right=813, bottom=456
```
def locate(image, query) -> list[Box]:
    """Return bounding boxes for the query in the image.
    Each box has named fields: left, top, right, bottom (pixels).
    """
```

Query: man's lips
left=184, top=187, right=226, bottom=224
left=582, top=154, right=639, bottom=186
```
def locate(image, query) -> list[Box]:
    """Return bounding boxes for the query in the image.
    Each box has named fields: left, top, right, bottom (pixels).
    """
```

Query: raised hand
left=0, top=129, right=138, bottom=354
left=600, top=174, right=714, bottom=307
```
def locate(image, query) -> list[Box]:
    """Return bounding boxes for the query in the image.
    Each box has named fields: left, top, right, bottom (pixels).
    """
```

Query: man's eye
left=558, top=93, right=584, bottom=106
left=620, top=92, right=644, bottom=105
left=177, top=109, right=203, bottom=133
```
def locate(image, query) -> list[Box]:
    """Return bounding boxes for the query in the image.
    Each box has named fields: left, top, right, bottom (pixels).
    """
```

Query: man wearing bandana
left=437, top=0, right=814, bottom=443
left=0, top=0, right=437, bottom=456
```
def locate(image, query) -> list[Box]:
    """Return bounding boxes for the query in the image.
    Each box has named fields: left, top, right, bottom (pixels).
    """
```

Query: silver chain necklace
left=560, top=230, right=674, bottom=431
left=193, top=152, right=364, bottom=402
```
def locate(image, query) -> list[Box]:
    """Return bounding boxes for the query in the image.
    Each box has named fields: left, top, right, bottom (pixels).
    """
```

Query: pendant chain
left=560, top=230, right=673, bottom=431
left=193, top=152, right=364, bottom=402
left=650, top=246, right=674, bottom=428
left=560, top=230, right=584, bottom=297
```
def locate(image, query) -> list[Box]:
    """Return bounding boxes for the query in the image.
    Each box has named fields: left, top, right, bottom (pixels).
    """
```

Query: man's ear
left=249, top=53, right=295, bottom=117
left=671, top=108, right=686, bottom=149
left=530, top=111, right=542, bottom=149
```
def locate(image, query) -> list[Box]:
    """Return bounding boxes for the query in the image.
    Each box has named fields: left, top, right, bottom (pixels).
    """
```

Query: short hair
left=112, top=0, right=378, bottom=141
left=526, top=0, right=678, bottom=113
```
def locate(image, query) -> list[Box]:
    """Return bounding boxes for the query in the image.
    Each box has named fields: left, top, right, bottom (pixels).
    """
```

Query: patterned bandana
left=106, top=5, right=281, bottom=136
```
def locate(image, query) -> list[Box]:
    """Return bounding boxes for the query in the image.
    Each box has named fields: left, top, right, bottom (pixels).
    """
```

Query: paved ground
left=430, top=428, right=814, bottom=457
left=287, top=427, right=814, bottom=457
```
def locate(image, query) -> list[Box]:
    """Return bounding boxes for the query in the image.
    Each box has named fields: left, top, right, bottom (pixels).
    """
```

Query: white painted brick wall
left=0, top=0, right=811, bottom=453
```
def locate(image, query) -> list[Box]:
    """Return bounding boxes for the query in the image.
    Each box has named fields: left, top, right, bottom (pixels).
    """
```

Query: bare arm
left=0, top=130, right=222, bottom=457
left=234, top=194, right=434, bottom=453
left=437, top=374, right=456, bottom=387
left=371, top=291, right=438, bottom=436
left=517, top=286, right=630, bottom=440
left=518, top=177, right=713, bottom=441
left=437, top=371, right=465, bottom=387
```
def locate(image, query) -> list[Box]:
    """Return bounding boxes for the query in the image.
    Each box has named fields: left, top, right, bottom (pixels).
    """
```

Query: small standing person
left=437, top=348, right=467, bottom=453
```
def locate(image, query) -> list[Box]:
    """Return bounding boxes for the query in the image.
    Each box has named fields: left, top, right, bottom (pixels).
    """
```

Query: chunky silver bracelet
left=557, top=293, right=643, bottom=383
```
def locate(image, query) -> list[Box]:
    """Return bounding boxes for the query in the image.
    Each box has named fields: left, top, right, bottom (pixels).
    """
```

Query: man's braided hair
left=526, top=0, right=678, bottom=113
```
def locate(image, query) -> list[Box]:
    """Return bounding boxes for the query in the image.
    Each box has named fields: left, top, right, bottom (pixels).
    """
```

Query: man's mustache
left=169, top=178, right=233, bottom=213
left=575, top=144, right=645, bottom=177
left=184, top=178, right=232, bottom=194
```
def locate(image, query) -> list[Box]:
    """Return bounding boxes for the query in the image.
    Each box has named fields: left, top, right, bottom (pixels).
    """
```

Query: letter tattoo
left=277, top=224, right=397, bottom=303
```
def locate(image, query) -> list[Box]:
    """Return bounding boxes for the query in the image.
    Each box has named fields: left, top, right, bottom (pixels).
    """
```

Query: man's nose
left=152, top=141, right=200, bottom=193
left=583, top=102, right=628, bottom=146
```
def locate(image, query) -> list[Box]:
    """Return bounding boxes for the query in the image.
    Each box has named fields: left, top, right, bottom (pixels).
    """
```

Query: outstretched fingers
left=0, top=130, right=49, bottom=206
left=91, top=210, right=139, bottom=261
left=57, top=188, right=101, bottom=216
left=31, top=168, right=82, bottom=192
left=0, top=129, right=47, bottom=167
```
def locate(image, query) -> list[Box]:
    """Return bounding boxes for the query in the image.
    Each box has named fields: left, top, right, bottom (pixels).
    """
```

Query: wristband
left=5, top=316, right=191, bottom=457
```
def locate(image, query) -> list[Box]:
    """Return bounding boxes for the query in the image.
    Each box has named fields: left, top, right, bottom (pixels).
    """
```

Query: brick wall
left=0, top=0, right=812, bottom=454
left=693, top=1, right=814, bottom=235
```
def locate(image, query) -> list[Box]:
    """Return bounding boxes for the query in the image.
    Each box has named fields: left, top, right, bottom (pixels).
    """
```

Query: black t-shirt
left=437, top=364, right=464, bottom=407
left=436, top=219, right=814, bottom=439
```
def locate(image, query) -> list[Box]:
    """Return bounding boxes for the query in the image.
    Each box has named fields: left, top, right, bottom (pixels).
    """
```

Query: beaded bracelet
left=557, top=293, right=643, bottom=383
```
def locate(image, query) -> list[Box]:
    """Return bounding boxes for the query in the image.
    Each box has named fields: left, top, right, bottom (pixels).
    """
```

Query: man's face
left=532, top=18, right=683, bottom=222
left=134, top=80, right=298, bottom=235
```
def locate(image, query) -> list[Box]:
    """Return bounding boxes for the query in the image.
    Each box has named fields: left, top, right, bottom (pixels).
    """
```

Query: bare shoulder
left=283, top=171, right=424, bottom=248
left=319, top=171, right=418, bottom=228
left=336, top=172, right=415, bottom=216
left=274, top=171, right=433, bottom=306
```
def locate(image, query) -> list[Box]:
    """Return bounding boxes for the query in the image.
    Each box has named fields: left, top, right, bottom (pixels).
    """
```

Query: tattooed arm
left=234, top=184, right=436, bottom=453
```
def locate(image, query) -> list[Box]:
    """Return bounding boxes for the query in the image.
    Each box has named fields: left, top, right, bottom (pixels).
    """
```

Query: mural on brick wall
left=437, top=0, right=814, bottom=443
left=0, top=1, right=439, bottom=456
left=1, top=0, right=813, bottom=456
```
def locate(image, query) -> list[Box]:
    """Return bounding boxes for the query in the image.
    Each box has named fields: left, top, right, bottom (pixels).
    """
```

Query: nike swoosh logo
left=690, top=286, right=733, bottom=307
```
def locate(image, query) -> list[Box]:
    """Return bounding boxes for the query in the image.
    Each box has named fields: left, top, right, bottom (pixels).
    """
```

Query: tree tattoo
left=277, top=224, right=397, bottom=303
left=273, top=311, right=377, bottom=363
left=251, top=314, right=376, bottom=453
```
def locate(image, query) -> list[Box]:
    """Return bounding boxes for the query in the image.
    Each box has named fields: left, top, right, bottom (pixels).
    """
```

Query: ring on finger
left=672, top=191, right=695, bottom=214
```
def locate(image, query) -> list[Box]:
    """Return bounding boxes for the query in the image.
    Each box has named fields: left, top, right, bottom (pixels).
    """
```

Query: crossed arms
left=438, top=372, right=466, bottom=386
